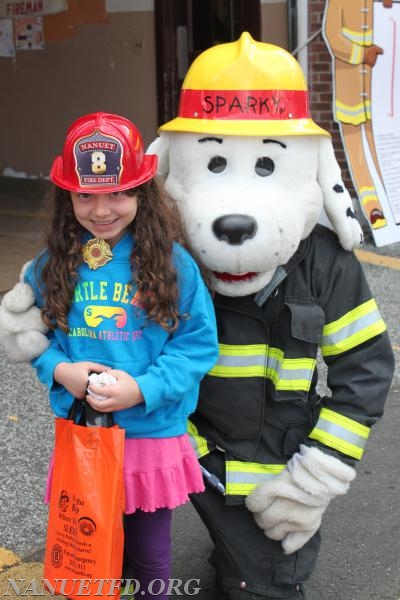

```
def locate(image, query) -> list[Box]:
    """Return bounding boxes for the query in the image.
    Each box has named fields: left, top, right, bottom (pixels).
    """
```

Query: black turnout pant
left=190, top=451, right=320, bottom=600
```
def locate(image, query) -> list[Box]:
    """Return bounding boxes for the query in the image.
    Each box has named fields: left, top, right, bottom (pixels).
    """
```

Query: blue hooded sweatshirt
left=25, top=234, right=219, bottom=438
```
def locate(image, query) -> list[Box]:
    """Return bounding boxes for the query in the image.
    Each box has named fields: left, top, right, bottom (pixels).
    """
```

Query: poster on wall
left=0, top=0, right=67, bottom=18
left=0, top=18, right=15, bottom=56
left=323, top=0, right=400, bottom=247
left=14, top=15, right=44, bottom=49
left=370, top=1, right=400, bottom=245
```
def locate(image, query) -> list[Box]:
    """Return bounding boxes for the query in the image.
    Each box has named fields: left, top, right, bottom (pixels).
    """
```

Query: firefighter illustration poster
left=323, top=0, right=400, bottom=247
left=14, top=15, right=44, bottom=50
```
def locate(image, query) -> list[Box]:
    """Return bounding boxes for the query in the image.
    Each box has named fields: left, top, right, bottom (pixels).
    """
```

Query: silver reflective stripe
left=268, top=354, right=280, bottom=372
left=309, top=408, right=370, bottom=459
left=215, top=354, right=313, bottom=380
left=210, top=345, right=315, bottom=391
left=279, top=365, right=312, bottom=381
left=322, top=308, right=381, bottom=347
left=227, top=471, right=281, bottom=485
left=225, top=462, right=286, bottom=495
left=217, top=355, right=266, bottom=367
left=315, top=416, right=368, bottom=450
left=187, top=421, right=212, bottom=458
left=188, top=432, right=199, bottom=454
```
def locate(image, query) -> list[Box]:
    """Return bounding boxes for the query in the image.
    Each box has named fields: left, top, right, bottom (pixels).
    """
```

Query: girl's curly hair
left=36, top=178, right=202, bottom=334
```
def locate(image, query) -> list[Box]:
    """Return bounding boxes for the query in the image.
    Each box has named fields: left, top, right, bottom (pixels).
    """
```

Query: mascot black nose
left=213, top=214, right=258, bottom=245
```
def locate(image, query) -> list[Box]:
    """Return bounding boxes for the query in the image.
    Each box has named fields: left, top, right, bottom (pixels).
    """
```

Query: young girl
left=24, top=112, right=219, bottom=599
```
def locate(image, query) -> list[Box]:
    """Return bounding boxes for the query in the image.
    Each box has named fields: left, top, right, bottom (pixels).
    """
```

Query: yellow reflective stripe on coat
left=225, top=461, right=286, bottom=496
left=359, top=186, right=378, bottom=208
left=209, top=343, right=315, bottom=392
left=321, top=299, right=386, bottom=357
left=342, top=27, right=373, bottom=46
left=335, top=99, right=371, bottom=125
left=309, top=408, right=370, bottom=460
left=187, top=420, right=211, bottom=459
left=349, top=42, right=363, bottom=65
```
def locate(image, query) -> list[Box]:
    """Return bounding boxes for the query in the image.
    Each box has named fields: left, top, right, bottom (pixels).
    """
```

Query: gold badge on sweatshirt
left=82, top=237, right=113, bottom=270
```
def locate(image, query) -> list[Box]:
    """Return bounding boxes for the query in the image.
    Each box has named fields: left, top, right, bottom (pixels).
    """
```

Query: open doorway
left=154, top=0, right=261, bottom=125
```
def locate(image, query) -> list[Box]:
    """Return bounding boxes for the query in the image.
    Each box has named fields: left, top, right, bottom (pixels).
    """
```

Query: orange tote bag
left=44, top=412, right=125, bottom=599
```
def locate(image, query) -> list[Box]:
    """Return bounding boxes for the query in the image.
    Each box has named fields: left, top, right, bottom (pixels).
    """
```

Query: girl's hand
left=86, top=369, right=144, bottom=412
left=54, top=361, right=110, bottom=399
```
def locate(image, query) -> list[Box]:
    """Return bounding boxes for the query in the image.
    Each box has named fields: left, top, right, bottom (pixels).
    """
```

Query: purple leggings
left=124, top=508, right=172, bottom=599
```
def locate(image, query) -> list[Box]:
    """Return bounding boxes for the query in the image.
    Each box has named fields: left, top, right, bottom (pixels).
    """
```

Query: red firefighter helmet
left=50, top=112, right=158, bottom=193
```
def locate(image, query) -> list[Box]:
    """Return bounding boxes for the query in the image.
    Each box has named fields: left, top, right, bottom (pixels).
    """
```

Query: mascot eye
left=208, top=156, right=227, bottom=173
left=255, top=157, right=275, bottom=177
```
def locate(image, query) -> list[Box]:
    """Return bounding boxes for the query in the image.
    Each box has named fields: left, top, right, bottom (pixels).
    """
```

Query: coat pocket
left=285, top=301, right=325, bottom=344
left=286, top=301, right=325, bottom=344
left=272, top=301, right=324, bottom=403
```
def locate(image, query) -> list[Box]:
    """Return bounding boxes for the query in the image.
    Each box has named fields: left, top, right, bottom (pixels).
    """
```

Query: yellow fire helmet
left=160, top=32, right=329, bottom=137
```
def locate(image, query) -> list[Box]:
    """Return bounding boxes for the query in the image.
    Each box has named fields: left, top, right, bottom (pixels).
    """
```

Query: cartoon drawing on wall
left=14, top=16, right=44, bottom=50
left=323, top=0, right=398, bottom=245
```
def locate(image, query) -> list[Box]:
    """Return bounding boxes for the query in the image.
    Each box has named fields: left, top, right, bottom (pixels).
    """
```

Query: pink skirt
left=45, top=433, right=204, bottom=513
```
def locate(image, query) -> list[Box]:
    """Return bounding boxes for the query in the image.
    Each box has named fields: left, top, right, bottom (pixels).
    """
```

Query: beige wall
left=260, top=0, right=288, bottom=49
left=1, top=1, right=290, bottom=178
left=0, top=10, right=157, bottom=177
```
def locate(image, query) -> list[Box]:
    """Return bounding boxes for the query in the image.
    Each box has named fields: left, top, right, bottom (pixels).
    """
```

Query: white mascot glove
left=245, top=444, right=356, bottom=555
left=0, top=261, right=49, bottom=362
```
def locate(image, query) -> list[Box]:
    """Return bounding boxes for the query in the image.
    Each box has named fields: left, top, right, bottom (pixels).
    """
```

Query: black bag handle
left=67, top=397, right=115, bottom=427
left=67, top=398, right=85, bottom=423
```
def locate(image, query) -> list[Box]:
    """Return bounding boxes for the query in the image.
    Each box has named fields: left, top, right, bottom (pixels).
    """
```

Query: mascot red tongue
left=0, top=33, right=394, bottom=600
left=147, top=32, right=393, bottom=599
left=214, top=271, right=258, bottom=282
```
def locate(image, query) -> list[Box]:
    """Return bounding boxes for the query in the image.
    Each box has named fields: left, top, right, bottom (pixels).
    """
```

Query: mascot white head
left=149, top=32, right=363, bottom=297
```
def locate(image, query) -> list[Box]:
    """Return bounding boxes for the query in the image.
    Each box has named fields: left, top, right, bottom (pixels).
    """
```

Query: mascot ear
left=317, top=136, right=364, bottom=251
left=147, top=136, right=170, bottom=179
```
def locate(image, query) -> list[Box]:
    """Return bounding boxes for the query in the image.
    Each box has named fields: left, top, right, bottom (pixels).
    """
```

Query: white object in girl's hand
left=87, top=371, right=117, bottom=401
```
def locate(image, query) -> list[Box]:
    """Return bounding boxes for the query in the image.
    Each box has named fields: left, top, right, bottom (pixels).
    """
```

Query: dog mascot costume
left=0, top=33, right=394, bottom=600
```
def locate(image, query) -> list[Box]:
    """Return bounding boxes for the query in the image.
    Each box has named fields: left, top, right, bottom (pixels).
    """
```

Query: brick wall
left=307, top=0, right=355, bottom=194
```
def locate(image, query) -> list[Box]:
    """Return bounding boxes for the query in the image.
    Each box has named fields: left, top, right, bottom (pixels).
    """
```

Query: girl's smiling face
left=71, top=190, right=138, bottom=247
